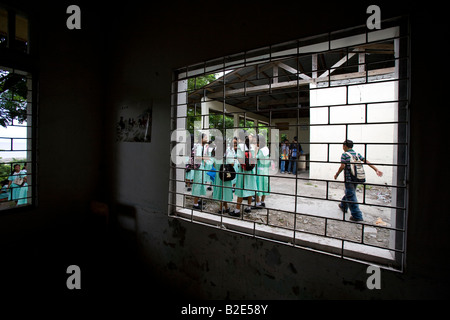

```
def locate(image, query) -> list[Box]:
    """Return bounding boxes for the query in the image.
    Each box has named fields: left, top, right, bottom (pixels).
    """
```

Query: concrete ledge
left=174, top=208, right=396, bottom=268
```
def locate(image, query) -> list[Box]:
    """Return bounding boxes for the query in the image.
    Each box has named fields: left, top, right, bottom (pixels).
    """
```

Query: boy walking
left=334, top=140, right=383, bottom=222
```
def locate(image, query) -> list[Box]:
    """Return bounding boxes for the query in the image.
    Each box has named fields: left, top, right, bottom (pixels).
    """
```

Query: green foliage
left=186, top=74, right=218, bottom=131
left=0, top=162, right=11, bottom=181
left=0, top=71, right=28, bottom=128
left=185, top=74, right=269, bottom=141
left=187, top=74, right=217, bottom=92
left=210, top=113, right=234, bottom=130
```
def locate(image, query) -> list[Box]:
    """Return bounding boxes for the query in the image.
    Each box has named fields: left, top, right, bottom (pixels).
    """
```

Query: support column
left=201, top=98, right=209, bottom=129
left=312, top=54, right=318, bottom=80
left=358, top=52, right=365, bottom=73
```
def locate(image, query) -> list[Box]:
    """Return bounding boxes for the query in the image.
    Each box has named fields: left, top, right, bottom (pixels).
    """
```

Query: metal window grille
left=169, top=16, right=409, bottom=271
left=0, top=8, right=35, bottom=212
left=0, top=6, right=30, bottom=53
left=0, top=66, right=34, bottom=211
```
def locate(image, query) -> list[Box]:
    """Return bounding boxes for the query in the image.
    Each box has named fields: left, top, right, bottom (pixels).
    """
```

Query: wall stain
left=167, top=261, right=177, bottom=270
left=265, top=246, right=281, bottom=266
left=251, top=240, right=264, bottom=250
left=264, top=273, right=275, bottom=280
left=163, top=241, right=176, bottom=248
left=292, top=286, right=300, bottom=296
left=203, top=261, right=210, bottom=272
left=289, top=262, right=298, bottom=274
left=342, top=278, right=366, bottom=291
left=168, top=219, right=186, bottom=246
left=208, top=233, right=218, bottom=241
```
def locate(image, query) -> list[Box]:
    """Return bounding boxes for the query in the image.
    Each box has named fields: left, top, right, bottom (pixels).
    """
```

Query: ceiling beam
left=276, top=61, right=311, bottom=80
left=205, top=67, right=395, bottom=99
left=236, top=96, right=309, bottom=109
left=318, top=52, right=356, bottom=78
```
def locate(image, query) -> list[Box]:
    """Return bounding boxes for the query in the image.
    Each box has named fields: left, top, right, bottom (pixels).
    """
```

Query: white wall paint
left=309, top=77, right=398, bottom=186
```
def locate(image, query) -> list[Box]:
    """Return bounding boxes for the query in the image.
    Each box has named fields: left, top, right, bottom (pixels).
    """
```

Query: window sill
left=172, top=208, right=397, bottom=268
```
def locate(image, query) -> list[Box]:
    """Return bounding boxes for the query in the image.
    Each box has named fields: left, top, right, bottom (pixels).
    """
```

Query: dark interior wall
left=104, top=0, right=449, bottom=300
left=0, top=0, right=448, bottom=301
left=0, top=1, right=106, bottom=225
left=37, top=3, right=105, bottom=215
left=0, top=1, right=109, bottom=296
left=406, top=9, right=449, bottom=286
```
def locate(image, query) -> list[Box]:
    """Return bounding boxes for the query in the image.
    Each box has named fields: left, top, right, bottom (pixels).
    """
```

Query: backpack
left=291, top=145, right=297, bottom=158
left=206, top=167, right=216, bottom=181
left=345, top=152, right=366, bottom=183
left=219, top=164, right=236, bottom=181
left=241, top=150, right=256, bottom=171
left=185, top=146, right=201, bottom=172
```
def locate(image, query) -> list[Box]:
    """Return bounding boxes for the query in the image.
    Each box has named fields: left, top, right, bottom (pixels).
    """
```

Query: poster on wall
left=116, top=101, right=153, bottom=143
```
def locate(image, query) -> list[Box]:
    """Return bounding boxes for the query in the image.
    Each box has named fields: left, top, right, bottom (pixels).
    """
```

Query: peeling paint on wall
left=168, top=218, right=186, bottom=247
left=265, top=246, right=282, bottom=267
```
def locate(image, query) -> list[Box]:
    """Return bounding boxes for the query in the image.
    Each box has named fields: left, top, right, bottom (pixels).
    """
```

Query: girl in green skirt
left=211, top=135, right=234, bottom=214
left=255, top=134, right=270, bottom=208
left=192, top=133, right=209, bottom=210
left=231, top=132, right=257, bottom=217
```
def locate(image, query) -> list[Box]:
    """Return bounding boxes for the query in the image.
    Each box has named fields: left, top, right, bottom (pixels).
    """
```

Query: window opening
left=0, top=7, right=30, bottom=53
left=15, top=14, right=29, bottom=53
left=169, top=17, right=409, bottom=271
left=0, top=8, right=7, bottom=48
left=0, top=66, right=33, bottom=210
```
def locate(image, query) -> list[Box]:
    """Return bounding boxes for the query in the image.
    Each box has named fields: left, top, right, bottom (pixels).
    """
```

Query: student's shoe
left=260, top=202, right=266, bottom=207
left=338, top=204, right=346, bottom=213
left=193, top=203, right=202, bottom=210
left=349, top=216, right=363, bottom=222
left=218, top=208, right=230, bottom=214
left=244, top=207, right=251, bottom=213
left=251, top=203, right=264, bottom=209
left=229, top=210, right=240, bottom=217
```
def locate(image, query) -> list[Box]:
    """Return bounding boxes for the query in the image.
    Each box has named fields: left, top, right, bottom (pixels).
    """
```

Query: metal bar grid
left=168, top=189, right=406, bottom=270
left=168, top=170, right=407, bottom=208
left=168, top=16, right=409, bottom=271
left=168, top=187, right=406, bottom=242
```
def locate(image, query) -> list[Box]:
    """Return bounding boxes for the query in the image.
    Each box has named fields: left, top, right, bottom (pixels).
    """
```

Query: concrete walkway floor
left=183, top=170, right=395, bottom=249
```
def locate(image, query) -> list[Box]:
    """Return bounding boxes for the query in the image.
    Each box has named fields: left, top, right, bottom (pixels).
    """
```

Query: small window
left=0, top=7, right=30, bottom=53
left=0, top=8, right=8, bottom=48
left=0, top=66, right=34, bottom=210
left=169, top=17, right=409, bottom=271
left=0, top=7, right=35, bottom=212
left=15, top=14, right=29, bottom=53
